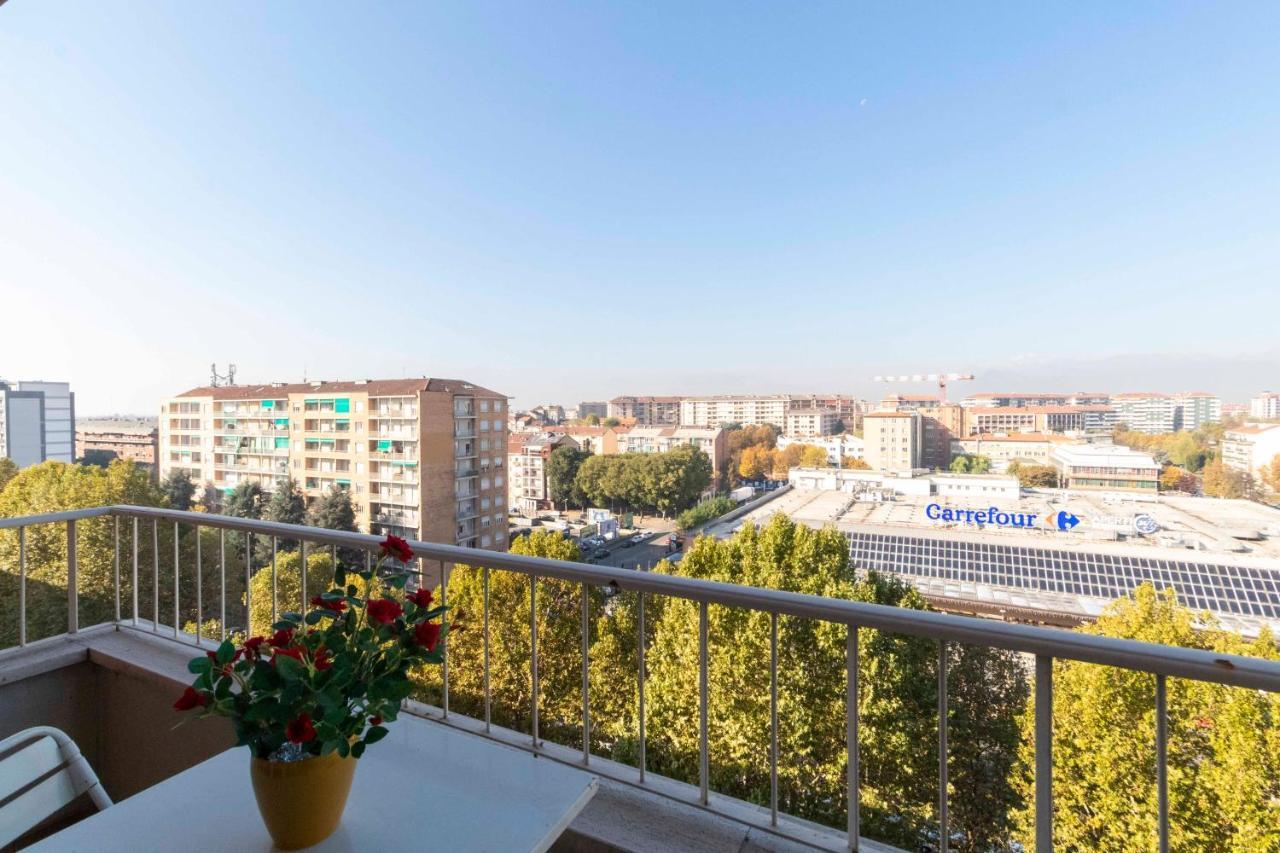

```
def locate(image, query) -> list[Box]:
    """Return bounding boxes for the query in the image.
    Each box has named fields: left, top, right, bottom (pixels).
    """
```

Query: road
left=589, top=517, right=679, bottom=571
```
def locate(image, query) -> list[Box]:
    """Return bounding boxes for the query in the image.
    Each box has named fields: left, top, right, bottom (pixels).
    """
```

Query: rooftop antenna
left=210, top=363, right=237, bottom=387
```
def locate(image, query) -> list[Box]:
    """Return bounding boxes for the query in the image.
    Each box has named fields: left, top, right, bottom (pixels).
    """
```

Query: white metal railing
left=3, top=505, right=1280, bottom=852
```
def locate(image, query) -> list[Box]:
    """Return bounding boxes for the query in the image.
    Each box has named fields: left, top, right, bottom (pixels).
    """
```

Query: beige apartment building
left=783, top=407, right=839, bottom=438
left=950, top=433, right=1074, bottom=472
left=679, top=395, right=794, bottom=428
left=158, top=378, right=509, bottom=551
left=963, top=405, right=1115, bottom=436
left=76, top=417, right=159, bottom=474
left=1221, top=423, right=1280, bottom=479
left=862, top=411, right=922, bottom=472
left=508, top=433, right=579, bottom=516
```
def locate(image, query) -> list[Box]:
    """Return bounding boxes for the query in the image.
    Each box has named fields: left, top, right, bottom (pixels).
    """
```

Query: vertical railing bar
left=847, top=624, right=860, bottom=852
left=66, top=520, right=78, bottom=634
left=698, top=600, right=709, bottom=806
left=770, top=612, right=779, bottom=827
left=581, top=581, right=590, bottom=765
left=483, top=565, right=491, bottom=733
left=441, top=560, right=449, bottom=720
left=245, top=532, right=253, bottom=637
left=531, top=574, right=539, bottom=748
left=113, top=517, right=120, bottom=624
left=638, top=591, right=646, bottom=783
left=151, top=519, right=159, bottom=633
left=195, top=525, right=203, bottom=646
left=1156, top=673, right=1169, bottom=853
left=1034, top=654, right=1053, bottom=852
left=938, top=640, right=949, bottom=853
left=271, top=537, right=278, bottom=626
left=18, top=527, right=27, bottom=646
left=219, top=529, right=226, bottom=642
left=300, top=540, right=308, bottom=615
left=172, top=522, right=180, bottom=639
left=131, top=518, right=139, bottom=626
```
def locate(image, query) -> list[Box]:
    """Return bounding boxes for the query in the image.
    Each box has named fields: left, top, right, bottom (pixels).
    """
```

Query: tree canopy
left=161, top=469, right=196, bottom=511
left=546, top=444, right=590, bottom=509
left=573, top=446, right=711, bottom=515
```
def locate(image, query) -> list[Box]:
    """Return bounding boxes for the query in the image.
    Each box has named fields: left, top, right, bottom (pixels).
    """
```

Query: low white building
left=1249, top=393, right=1280, bottom=420
left=783, top=407, right=839, bottom=438
left=1050, top=444, right=1160, bottom=494
left=787, top=467, right=1019, bottom=500
left=777, top=433, right=864, bottom=465
left=1221, top=423, right=1280, bottom=479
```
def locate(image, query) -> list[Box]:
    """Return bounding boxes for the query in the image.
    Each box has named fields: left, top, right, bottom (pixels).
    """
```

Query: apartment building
left=675, top=395, right=792, bottom=428
left=962, top=392, right=1110, bottom=408
left=776, top=433, right=864, bottom=466
left=552, top=425, right=621, bottom=455
left=950, top=433, right=1074, bottom=472
left=508, top=433, right=579, bottom=516
left=791, top=394, right=869, bottom=430
left=577, top=401, right=608, bottom=419
left=862, top=411, right=922, bottom=472
left=964, top=405, right=1115, bottom=436
left=0, top=379, right=75, bottom=467
left=1050, top=444, right=1160, bottom=494
left=1171, top=392, right=1221, bottom=430
left=607, top=395, right=682, bottom=425
left=783, top=407, right=840, bottom=438
left=76, top=418, right=158, bottom=473
left=158, top=378, right=509, bottom=551
left=1249, top=393, right=1280, bottom=420
left=615, top=426, right=729, bottom=478
left=1221, top=423, right=1280, bottom=479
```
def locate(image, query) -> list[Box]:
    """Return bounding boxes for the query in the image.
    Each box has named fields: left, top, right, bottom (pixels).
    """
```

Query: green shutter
left=274, top=437, right=289, bottom=449
left=378, top=440, right=392, bottom=452
left=261, top=400, right=275, bottom=410
left=335, top=398, right=351, bottom=413
left=275, top=418, right=289, bottom=427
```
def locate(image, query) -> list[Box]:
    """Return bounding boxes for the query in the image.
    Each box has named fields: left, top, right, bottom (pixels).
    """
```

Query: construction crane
left=872, top=372, right=975, bottom=404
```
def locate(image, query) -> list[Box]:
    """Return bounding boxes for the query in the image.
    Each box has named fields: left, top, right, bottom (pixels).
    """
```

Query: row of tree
left=546, top=444, right=713, bottom=516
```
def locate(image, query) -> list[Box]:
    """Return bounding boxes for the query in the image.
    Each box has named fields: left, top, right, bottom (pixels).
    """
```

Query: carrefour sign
left=926, top=503, right=1080, bottom=532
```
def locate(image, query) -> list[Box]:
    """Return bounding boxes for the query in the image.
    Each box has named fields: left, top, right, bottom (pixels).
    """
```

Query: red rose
left=314, top=647, right=334, bottom=671
left=407, top=588, right=433, bottom=608
left=243, top=636, right=266, bottom=657
left=413, top=621, right=441, bottom=652
left=379, top=534, right=414, bottom=563
left=311, top=594, right=347, bottom=613
left=285, top=713, right=316, bottom=744
left=269, top=628, right=294, bottom=648
left=173, top=686, right=207, bottom=711
left=369, top=715, right=383, bottom=726
left=367, top=598, right=403, bottom=625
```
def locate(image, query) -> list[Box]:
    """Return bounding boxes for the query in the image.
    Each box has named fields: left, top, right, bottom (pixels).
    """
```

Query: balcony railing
left=2, top=505, right=1280, bottom=852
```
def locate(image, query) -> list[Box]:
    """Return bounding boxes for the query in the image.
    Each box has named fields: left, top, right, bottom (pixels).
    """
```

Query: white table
left=32, top=715, right=597, bottom=852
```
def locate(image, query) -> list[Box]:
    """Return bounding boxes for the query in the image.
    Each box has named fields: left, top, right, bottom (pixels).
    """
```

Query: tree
left=224, top=481, right=265, bottom=520
left=161, top=469, right=196, bottom=511
left=308, top=485, right=357, bottom=532
left=1159, top=465, right=1198, bottom=494
left=1261, top=454, right=1280, bottom=497
left=546, top=445, right=590, bottom=509
left=1008, top=462, right=1059, bottom=488
left=602, top=417, right=621, bottom=428
left=196, top=483, right=222, bottom=513
left=769, top=444, right=804, bottom=480
left=727, top=425, right=780, bottom=485
left=1202, top=461, right=1253, bottom=499
left=738, top=444, right=771, bottom=480
left=585, top=413, right=601, bottom=426
left=841, top=456, right=871, bottom=470
left=263, top=477, right=306, bottom=527
left=571, top=448, right=710, bottom=515
left=0, top=457, right=17, bottom=495
left=1010, top=586, right=1280, bottom=850
left=798, top=444, right=831, bottom=468
left=950, top=454, right=992, bottom=475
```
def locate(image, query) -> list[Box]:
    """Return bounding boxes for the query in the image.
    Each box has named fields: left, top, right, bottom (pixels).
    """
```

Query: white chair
left=0, top=726, right=112, bottom=848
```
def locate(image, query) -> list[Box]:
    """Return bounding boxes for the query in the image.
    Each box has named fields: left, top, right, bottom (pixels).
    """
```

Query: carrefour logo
left=926, top=503, right=1080, bottom=532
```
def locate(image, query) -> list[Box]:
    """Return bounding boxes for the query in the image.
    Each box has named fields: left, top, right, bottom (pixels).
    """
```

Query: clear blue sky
left=2, top=2, right=1278, bottom=413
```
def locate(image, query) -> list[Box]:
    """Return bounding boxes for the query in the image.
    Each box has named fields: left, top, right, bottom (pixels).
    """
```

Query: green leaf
left=363, top=725, right=389, bottom=745
left=188, top=656, right=213, bottom=674
left=214, top=639, right=235, bottom=665
left=351, top=741, right=366, bottom=759
left=320, top=738, right=339, bottom=757
left=274, top=655, right=305, bottom=682
left=305, top=610, right=325, bottom=625
left=334, top=567, right=347, bottom=587
left=337, top=739, right=350, bottom=758
left=271, top=619, right=296, bottom=632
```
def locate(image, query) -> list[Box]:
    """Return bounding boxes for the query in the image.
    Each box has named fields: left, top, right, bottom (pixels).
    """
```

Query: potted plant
left=173, top=534, right=447, bottom=849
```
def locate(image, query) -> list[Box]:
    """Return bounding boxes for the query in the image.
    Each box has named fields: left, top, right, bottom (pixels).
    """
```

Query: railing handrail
left=4, top=504, right=1279, bottom=692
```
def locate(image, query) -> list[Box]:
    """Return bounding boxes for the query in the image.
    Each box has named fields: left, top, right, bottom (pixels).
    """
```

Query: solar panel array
left=846, top=531, right=1280, bottom=620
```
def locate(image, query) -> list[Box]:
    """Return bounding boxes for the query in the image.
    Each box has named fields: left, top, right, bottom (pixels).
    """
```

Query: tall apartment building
left=607, top=396, right=682, bottom=425
left=76, top=417, right=158, bottom=474
left=876, top=396, right=964, bottom=469
left=962, top=392, right=1110, bottom=408
left=1249, top=393, right=1280, bottom=420
left=964, top=405, right=1115, bottom=436
left=1171, top=392, right=1221, bottom=430
left=862, top=411, right=922, bottom=472
left=1221, top=423, right=1280, bottom=479
left=158, top=378, right=509, bottom=551
left=0, top=379, right=75, bottom=467
left=577, top=401, right=608, bottom=420
left=783, top=407, right=839, bottom=438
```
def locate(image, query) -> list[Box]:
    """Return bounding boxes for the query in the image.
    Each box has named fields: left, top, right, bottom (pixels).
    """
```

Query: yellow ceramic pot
left=249, top=749, right=358, bottom=850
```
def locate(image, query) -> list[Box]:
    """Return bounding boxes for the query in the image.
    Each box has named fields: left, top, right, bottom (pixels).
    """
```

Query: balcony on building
left=2, top=507, right=1278, bottom=853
